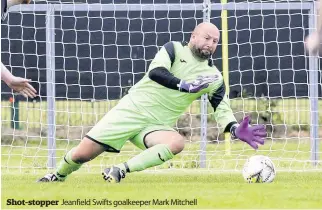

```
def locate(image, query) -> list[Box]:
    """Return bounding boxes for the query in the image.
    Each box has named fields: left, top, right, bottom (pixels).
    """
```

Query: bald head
left=189, top=22, right=220, bottom=60
left=192, top=22, right=220, bottom=36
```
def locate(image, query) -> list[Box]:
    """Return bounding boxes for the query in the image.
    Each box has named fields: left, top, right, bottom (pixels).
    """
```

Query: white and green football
left=242, top=155, right=276, bottom=183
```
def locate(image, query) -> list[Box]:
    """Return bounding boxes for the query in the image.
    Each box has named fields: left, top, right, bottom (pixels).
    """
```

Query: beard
left=190, top=45, right=212, bottom=60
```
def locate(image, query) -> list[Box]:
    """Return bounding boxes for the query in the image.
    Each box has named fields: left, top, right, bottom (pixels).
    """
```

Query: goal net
left=1, top=1, right=321, bottom=174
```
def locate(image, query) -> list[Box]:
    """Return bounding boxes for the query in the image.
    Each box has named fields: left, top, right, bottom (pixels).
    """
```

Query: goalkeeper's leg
left=38, top=94, right=156, bottom=183
left=103, top=130, right=185, bottom=183
left=37, top=137, right=106, bottom=182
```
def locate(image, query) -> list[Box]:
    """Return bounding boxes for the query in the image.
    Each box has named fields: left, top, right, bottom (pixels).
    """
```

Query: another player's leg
left=305, top=31, right=322, bottom=55
left=103, top=130, right=185, bottom=183
left=2, top=0, right=30, bottom=22
left=305, top=0, right=322, bottom=55
left=7, top=0, right=31, bottom=7
left=37, top=137, right=106, bottom=182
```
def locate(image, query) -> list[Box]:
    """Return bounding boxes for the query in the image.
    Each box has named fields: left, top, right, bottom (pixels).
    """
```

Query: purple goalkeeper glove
left=232, top=116, right=267, bottom=150
left=178, top=75, right=218, bottom=93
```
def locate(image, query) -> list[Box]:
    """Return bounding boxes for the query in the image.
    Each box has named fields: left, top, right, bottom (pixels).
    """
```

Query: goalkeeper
left=38, top=22, right=267, bottom=183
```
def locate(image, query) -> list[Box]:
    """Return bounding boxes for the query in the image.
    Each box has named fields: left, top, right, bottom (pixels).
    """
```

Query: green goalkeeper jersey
left=128, top=41, right=236, bottom=132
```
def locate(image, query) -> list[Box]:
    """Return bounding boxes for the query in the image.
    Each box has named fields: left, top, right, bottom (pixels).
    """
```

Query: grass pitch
left=2, top=172, right=322, bottom=209
left=2, top=138, right=322, bottom=209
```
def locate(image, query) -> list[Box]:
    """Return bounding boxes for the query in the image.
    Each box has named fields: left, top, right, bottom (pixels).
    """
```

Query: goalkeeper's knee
left=70, top=136, right=106, bottom=164
left=167, top=137, right=185, bottom=155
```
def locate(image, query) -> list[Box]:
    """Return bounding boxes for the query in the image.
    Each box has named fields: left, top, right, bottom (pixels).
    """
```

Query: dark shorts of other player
left=1, top=0, right=8, bottom=22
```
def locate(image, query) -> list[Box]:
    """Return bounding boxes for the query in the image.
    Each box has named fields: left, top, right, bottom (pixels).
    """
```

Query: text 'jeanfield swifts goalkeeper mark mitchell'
left=61, top=198, right=198, bottom=207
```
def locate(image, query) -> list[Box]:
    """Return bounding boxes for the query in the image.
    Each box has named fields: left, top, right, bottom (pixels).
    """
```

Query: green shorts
left=86, top=95, right=175, bottom=152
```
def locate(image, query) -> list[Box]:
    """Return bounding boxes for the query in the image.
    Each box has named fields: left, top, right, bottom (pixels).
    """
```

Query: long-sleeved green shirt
left=128, top=41, right=237, bottom=132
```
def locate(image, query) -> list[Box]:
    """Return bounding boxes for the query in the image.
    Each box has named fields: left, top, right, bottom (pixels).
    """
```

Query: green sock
left=54, top=148, right=82, bottom=180
left=120, top=144, right=174, bottom=173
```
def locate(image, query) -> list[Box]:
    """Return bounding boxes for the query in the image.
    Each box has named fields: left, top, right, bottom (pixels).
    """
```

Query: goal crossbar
left=8, top=2, right=313, bottom=12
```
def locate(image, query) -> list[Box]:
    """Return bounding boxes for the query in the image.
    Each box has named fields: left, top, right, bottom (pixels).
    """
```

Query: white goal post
left=1, top=1, right=320, bottom=173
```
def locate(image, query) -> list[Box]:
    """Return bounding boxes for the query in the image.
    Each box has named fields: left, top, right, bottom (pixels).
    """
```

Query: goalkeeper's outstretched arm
left=208, top=81, right=267, bottom=150
left=208, top=81, right=237, bottom=134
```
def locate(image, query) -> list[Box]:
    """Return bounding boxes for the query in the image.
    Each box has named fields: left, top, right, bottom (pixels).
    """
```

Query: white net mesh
left=1, top=1, right=321, bottom=173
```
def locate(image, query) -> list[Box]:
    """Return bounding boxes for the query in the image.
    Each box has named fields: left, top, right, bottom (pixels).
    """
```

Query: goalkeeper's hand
left=231, top=116, right=267, bottom=150
left=178, top=75, right=218, bottom=93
